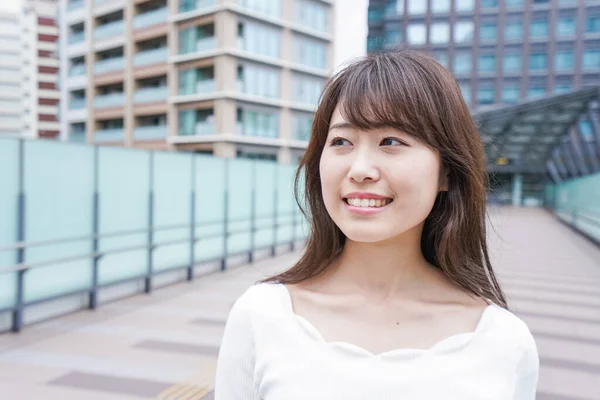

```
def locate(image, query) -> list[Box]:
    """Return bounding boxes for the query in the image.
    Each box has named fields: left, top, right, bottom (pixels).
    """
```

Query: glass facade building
left=367, top=0, right=600, bottom=110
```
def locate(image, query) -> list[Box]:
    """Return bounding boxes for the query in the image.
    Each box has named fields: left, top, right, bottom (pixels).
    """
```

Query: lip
left=342, top=192, right=392, bottom=200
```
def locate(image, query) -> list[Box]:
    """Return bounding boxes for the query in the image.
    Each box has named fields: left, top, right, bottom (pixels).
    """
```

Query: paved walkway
left=0, top=207, right=598, bottom=399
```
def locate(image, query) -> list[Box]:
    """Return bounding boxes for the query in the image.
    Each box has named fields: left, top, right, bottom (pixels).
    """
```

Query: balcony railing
left=194, top=121, right=214, bottom=135
left=94, top=93, right=125, bottom=108
left=68, top=31, right=85, bottom=44
left=133, top=87, right=168, bottom=103
left=67, top=0, right=84, bottom=11
left=94, top=20, right=124, bottom=41
left=133, top=7, right=168, bottom=29
left=133, top=47, right=168, bottom=66
left=195, top=79, right=215, bottom=94
left=179, top=0, right=216, bottom=13
left=196, top=37, right=216, bottom=52
left=94, top=128, right=124, bottom=141
left=68, top=98, right=86, bottom=110
left=94, top=57, right=124, bottom=75
left=134, top=125, right=167, bottom=140
left=69, top=64, right=86, bottom=76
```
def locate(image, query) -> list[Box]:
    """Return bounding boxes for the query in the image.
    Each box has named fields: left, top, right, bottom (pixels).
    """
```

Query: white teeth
left=345, top=198, right=391, bottom=208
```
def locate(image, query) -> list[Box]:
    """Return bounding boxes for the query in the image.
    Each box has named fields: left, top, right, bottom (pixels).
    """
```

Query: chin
left=339, top=225, right=398, bottom=244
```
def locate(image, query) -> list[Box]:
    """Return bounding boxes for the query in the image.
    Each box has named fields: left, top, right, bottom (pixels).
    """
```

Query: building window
left=481, top=0, right=498, bottom=7
left=529, top=53, right=547, bottom=70
left=368, top=7, right=384, bottom=22
left=530, top=20, right=548, bottom=38
left=430, top=23, right=449, bottom=44
left=238, top=21, right=281, bottom=58
left=295, top=0, right=328, bottom=33
left=407, top=24, right=426, bottom=45
left=587, top=15, right=600, bottom=33
left=554, top=81, right=572, bottom=94
left=458, top=82, right=471, bottom=105
left=503, top=53, right=521, bottom=72
left=477, top=87, right=495, bottom=105
left=454, top=21, right=474, bottom=43
left=583, top=49, right=600, bottom=70
left=555, top=51, right=574, bottom=70
left=293, top=73, right=324, bottom=105
left=502, top=85, right=520, bottom=104
left=453, top=52, right=472, bottom=74
left=527, top=85, right=546, bottom=99
left=294, top=35, right=326, bottom=69
left=504, top=22, right=523, bottom=40
left=455, top=0, right=474, bottom=12
left=557, top=17, right=576, bottom=37
left=383, top=27, right=402, bottom=48
left=431, top=0, right=450, bottom=13
left=384, top=0, right=404, bottom=17
left=505, top=0, right=524, bottom=6
left=479, top=23, right=497, bottom=41
left=407, top=0, right=426, bottom=15
left=478, top=54, right=496, bottom=72
left=367, top=36, right=383, bottom=52
left=432, top=51, right=448, bottom=68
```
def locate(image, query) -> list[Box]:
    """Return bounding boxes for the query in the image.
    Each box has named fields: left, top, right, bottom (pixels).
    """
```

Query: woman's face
left=319, top=105, right=447, bottom=243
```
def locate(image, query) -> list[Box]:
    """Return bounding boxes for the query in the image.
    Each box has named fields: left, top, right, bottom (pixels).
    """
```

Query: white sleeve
left=214, top=287, right=261, bottom=400
left=512, top=332, right=540, bottom=400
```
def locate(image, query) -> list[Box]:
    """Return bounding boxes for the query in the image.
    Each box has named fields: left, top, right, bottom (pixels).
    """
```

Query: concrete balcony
left=133, top=87, right=168, bottom=103
left=94, top=93, right=125, bottom=109
left=94, top=128, right=124, bottom=142
left=133, top=47, right=168, bottom=67
left=94, top=57, right=124, bottom=75
left=134, top=125, right=167, bottom=140
left=94, top=20, right=124, bottom=41
left=133, top=7, right=168, bottom=29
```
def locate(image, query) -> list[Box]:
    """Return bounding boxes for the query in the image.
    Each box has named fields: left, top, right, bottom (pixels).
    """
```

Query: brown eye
left=330, top=137, right=351, bottom=146
left=381, top=137, right=405, bottom=146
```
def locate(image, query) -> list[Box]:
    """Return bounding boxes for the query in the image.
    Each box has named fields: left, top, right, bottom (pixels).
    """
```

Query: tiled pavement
left=0, top=207, right=598, bottom=399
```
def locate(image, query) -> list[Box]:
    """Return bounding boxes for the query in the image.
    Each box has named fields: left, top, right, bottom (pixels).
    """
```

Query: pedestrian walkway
left=0, top=207, right=598, bottom=399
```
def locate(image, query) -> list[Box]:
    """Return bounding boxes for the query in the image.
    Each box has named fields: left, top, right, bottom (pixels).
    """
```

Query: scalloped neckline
left=278, top=283, right=496, bottom=358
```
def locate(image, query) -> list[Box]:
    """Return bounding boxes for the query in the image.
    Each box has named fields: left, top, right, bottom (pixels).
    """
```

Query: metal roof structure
left=474, top=87, right=600, bottom=183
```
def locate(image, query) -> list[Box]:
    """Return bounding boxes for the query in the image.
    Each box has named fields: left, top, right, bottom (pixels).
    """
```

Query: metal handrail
left=0, top=211, right=298, bottom=252
left=0, top=217, right=301, bottom=276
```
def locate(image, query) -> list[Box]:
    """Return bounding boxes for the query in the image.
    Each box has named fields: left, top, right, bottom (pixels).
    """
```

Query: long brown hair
left=260, top=49, right=507, bottom=309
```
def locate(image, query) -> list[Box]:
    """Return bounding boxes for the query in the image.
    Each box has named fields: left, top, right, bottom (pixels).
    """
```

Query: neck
left=324, top=223, right=438, bottom=300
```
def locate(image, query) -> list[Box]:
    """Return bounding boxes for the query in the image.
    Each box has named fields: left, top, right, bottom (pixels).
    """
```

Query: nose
left=347, top=147, right=380, bottom=183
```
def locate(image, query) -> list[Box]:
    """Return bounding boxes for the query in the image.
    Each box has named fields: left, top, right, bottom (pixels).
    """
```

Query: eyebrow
left=328, top=122, right=355, bottom=132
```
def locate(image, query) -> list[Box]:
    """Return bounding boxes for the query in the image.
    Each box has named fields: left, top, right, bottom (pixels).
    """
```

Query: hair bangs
left=334, top=55, right=438, bottom=145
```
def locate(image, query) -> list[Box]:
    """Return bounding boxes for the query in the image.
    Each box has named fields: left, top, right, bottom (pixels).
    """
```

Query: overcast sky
left=0, top=0, right=368, bottom=70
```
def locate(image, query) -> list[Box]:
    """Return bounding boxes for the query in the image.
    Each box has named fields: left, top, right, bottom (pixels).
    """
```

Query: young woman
left=214, top=49, right=539, bottom=399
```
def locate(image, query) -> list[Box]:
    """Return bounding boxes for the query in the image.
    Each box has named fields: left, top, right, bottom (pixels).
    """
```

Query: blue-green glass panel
left=194, top=156, right=226, bottom=262
left=98, top=147, right=150, bottom=284
left=153, top=152, right=193, bottom=272
left=276, top=164, right=296, bottom=244
left=0, top=138, right=19, bottom=309
left=254, top=161, right=276, bottom=249
left=227, top=159, right=253, bottom=254
left=23, top=140, right=94, bottom=302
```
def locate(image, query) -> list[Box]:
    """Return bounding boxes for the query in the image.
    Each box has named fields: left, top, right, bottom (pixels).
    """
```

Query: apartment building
left=0, top=0, right=60, bottom=139
left=59, top=0, right=334, bottom=163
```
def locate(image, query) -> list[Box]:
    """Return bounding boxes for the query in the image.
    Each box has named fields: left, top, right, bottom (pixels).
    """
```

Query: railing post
left=188, top=156, right=195, bottom=282
left=12, top=139, right=25, bottom=333
left=248, top=161, right=256, bottom=264
left=249, top=188, right=255, bottom=264
left=90, top=147, right=100, bottom=309
left=290, top=197, right=296, bottom=252
left=222, top=189, right=228, bottom=271
left=271, top=189, right=277, bottom=257
left=145, top=152, right=154, bottom=293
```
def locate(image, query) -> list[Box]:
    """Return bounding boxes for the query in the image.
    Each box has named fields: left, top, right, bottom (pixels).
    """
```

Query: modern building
left=0, top=1, right=60, bottom=139
left=59, top=0, right=334, bottom=163
left=367, top=0, right=600, bottom=110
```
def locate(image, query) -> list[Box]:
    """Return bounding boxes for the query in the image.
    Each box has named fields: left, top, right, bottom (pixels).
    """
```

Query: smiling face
left=319, top=104, right=447, bottom=244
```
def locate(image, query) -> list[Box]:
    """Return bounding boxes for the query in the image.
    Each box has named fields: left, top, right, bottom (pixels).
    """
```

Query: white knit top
left=215, top=282, right=539, bottom=399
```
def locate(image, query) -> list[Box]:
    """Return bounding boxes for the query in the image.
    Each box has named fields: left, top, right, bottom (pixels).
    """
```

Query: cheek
left=391, top=156, right=441, bottom=204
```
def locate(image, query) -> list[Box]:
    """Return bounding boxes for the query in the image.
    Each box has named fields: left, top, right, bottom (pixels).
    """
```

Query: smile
left=343, top=198, right=392, bottom=208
